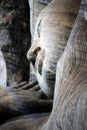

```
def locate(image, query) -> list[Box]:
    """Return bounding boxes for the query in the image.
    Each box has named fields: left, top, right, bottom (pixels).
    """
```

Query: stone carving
left=0, top=0, right=86, bottom=130
left=27, top=0, right=81, bottom=98
left=0, top=78, right=53, bottom=124
left=0, top=0, right=31, bottom=86
left=43, top=1, right=87, bottom=130
left=28, top=0, right=52, bottom=81
left=28, top=0, right=52, bottom=38
left=0, top=51, right=6, bottom=87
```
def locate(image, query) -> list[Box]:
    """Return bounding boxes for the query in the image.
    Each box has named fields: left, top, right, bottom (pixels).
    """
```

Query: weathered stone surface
left=0, top=81, right=52, bottom=124
left=28, top=0, right=52, bottom=81
left=43, top=0, right=87, bottom=130
left=27, top=0, right=81, bottom=98
left=0, top=51, right=6, bottom=87
left=0, top=0, right=87, bottom=130
left=0, top=113, right=49, bottom=130
left=0, top=0, right=31, bottom=86
left=28, top=0, right=52, bottom=38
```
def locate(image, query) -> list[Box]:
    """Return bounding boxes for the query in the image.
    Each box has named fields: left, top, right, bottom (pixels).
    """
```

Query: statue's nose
left=27, top=47, right=41, bottom=63
left=27, top=50, right=36, bottom=62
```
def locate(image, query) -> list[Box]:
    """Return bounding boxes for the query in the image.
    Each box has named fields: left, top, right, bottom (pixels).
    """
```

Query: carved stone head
left=27, top=0, right=81, bottom=98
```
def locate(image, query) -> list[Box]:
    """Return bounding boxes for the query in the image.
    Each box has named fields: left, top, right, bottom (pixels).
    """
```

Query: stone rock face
left=0, top=51, right=6, bottom=87
left=28, top=0, right=52, bottom=81
left=27, top=0, right=81, bottom=98
left=0, top=0, right=87, bottom=130
left=0, top=0, right=31, bottom=86
left=28, top=0, right=52, bottom=38
left=44, top=0, right=87, bottom=130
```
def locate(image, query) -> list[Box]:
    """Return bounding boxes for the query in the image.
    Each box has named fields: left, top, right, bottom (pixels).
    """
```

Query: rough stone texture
left=0, top=51, right=6, bottom=87
left=0, top=0, right=87, bottom=130
left=0, top=0, right=31, bottom=86
left=27, top=0, right=81, bottom=98
left=0, top=82, right=52, bottom=124
left=45, top=1, right=87, bottom=130
left=28, top=0, right=52, bottom=39
left=28, top=0, right=52, bottom=81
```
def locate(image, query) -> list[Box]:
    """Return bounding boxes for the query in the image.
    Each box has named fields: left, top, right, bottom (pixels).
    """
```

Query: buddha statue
left=0, top=1, right=86, bottom=130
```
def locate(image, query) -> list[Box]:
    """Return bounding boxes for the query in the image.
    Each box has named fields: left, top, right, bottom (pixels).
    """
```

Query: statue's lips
left=30, top=57, right=43, bottom=76
left=27, top=49, right=44, bottom=75
left=30, top=62, right=36, bottom=76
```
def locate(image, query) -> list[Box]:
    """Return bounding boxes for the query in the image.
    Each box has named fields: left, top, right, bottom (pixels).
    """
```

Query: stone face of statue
left=27, top=0, right=81, bottom=98
left=0, top=1, right=84, bottom=130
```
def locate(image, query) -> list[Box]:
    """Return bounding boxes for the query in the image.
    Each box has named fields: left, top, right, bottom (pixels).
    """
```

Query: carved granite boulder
left=42, top=0, right=87, bottom=129
left=0, top=0, right=87, bottom=130
left=0, top=0, right=31, bottom=86
left=0, top=51, right=6, bottom=87
left=28, top=0, right=52, bottom=38
left=28, top=0, right=52, bottom=81
left=27, top=0, right=81, bottom=98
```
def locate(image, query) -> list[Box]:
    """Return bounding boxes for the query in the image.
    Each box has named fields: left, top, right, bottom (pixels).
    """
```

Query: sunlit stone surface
left=0, top=51, right=6, bottom=87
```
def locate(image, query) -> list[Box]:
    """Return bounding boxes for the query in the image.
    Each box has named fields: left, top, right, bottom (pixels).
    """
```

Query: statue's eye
left=37, top=20, right=41, bottom=38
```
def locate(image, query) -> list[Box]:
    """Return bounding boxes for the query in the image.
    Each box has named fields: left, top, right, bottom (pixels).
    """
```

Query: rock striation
left=27, top=0, right=81, bottom=98
left=28, top=0, right=52, bottom=81
left=28, top=0, right=52, bottom=39
left=0, top=0, right=31, bottom=86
